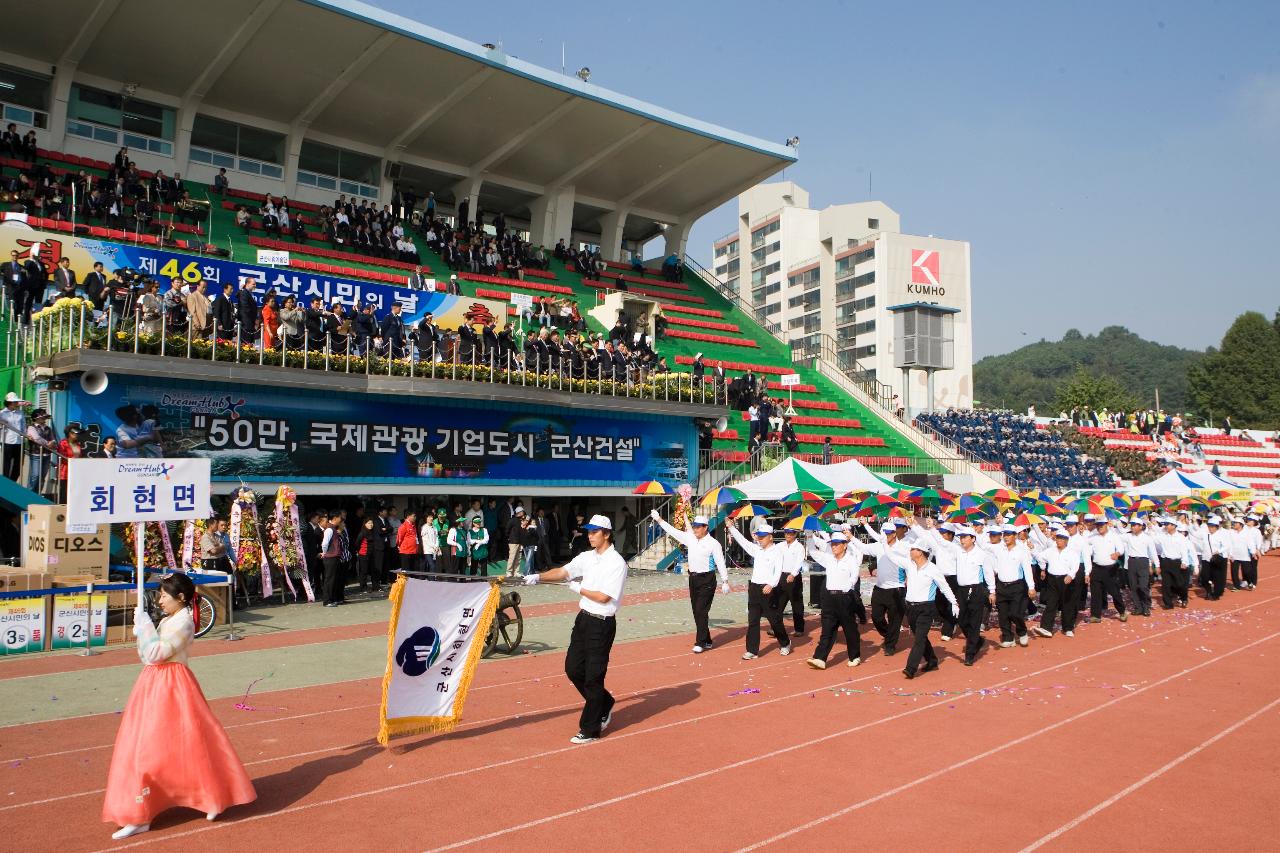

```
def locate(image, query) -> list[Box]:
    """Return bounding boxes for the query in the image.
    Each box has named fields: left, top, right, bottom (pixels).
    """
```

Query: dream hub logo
left=395, top=626, right=441, bottom=676
left=116, top=462, right=175, bottom=480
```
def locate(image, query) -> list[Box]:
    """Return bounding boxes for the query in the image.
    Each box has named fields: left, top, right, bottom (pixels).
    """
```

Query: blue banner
left=62, top=376, right=696, bottom=488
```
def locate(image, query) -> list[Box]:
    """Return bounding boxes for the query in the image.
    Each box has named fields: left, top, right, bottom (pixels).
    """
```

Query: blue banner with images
left=62, top=377, right=695, bottom=488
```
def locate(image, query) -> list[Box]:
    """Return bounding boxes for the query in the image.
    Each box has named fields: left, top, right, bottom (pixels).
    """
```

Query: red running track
left=3, top=562, right=1280, bottom=852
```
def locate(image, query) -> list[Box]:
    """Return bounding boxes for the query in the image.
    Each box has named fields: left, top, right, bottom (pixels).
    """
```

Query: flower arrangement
left=671, top=483, right=695, bottom=529
left=230, top=488, right=262, bottom=579
left=30, top=296, right=88, bottom=322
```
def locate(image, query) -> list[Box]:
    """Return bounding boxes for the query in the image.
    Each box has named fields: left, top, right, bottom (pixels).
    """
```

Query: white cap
left=881, top=523, right=896, bottom=535
left=3, top=392, right=21, bottom=403
left=450, top=273, right=458, bottom=280
left=753, top=524, right=774, bottom=536
left=1207, top=515, right=1222, bottom=526
left=1083, top=513, right=1098, bottom=522
left=939, top=523, right=957, bottom=534
left=987, top=526, right=1003, bottom=536
left=1002, top=524, right=1019, bottom=535
left=514, top=506, right=525, bottom=515
left=695, top=352, right=702, bottom=359
left=1176, top=523, right=1189, bottom=532
left=956, top=526, right=977, bottom=538
left=583, top=514, right=612, bottom=531
left=892, top=519, right=910, bottom=529
left=829, top=531, right=849, bottom=543
left=1064, top=514, right=1080, bottom=523
left=911, top=539, right=934, bottom=555
left=691, top=515, right=709, bottom=526
left=1053, top=529, right=1071, bottom=539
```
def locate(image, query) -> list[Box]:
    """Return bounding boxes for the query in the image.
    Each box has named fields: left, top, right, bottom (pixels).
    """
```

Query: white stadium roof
left=0, top=0, right=795, bottom=247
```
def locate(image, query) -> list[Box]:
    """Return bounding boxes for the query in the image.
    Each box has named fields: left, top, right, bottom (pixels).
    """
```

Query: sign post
left=780, top=373, right=801, bottom=417
left=67, top=458, right=212, bottom=630
left=255, top=249, right=290, bottom=267
left=510, top=292, right=533, bottom=336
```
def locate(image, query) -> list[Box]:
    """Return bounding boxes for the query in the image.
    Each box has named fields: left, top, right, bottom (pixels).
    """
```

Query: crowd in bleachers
left=917, top=409, right=1115, bottom=490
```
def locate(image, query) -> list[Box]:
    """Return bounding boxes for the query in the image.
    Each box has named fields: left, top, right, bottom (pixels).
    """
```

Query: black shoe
left=963, top=657, right=975, bottom=666
left=922, top=660, right=940, bottom=674
left=883, top=645, right=897, bottom=656
left=902, top=668, right=916, bottom=679
left=792, top=629, right=804, bottom=636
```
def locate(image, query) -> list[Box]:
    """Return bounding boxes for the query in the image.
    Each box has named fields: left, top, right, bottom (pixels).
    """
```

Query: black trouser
left=746, top=581, right=789, bottom=655
left=957, top=582, right=988, bottom=662
left=1160, top=557, right=1186, bottom=608
left=809, top=571, right=825, bottom=607
left=1074, top=567, right=1089, bottom=611
left=400, top=553, right=418, bottom=573
left=778, top=573, right=805, bottom=633
left=565, top=611, right=616, bottom=738
left=995, top=578, right=1029, bottom=642
left=937, top=575, right=961, bottom=636
left=870, top=586, right=905, bottom=652
left=1090, top=563, right=1125, bottom=617
left=306, top=553, right=322, bottom=595
left=904, top=602, right=938, bottom=674
left=1063, top=570, right=1084, bottom=622
left=1127, top=557, right=1152, bottom=613
left=1231, top=559, right=1245, bottom=588
left=1207, top=555, right=1228, bottom=599
left=1198, top=559, right=1212, bottom=594
left=356, top=554, right=371, bottom=590
left=1040, top=574, right=1071, bottom=632
left=0, top=443, right=20, bottom=481
left=372, top=549, right=385, bottom=588
left=322, top=556, right=342, bottom=603
left=812, top=589, right=860, bottom=663
left=1243, top=558, right=1259, bottom=587
left=688, top=571, right=717, bottom=648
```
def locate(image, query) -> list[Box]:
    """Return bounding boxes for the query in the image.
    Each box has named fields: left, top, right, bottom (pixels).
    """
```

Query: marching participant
left=991, top=524, right=1037, bottom=647
left=860, top=518, right=911, bottom=656
left=1228, top=516, right=1253, bottom=590
left=804, top=529, right=869, bottom=669
left=915, top=518, right=961, bottom=641
left=525, top=514, right=629, bottom=744
left=1155, top=517, right=1189, bottom=609
left=1204, top=515, right=1231, bottom=599
left=1122, top=518, right=1160, bottom=616
left=953, top=526, right=996, bottom=665
left=1087, top=517, right=1127, bottom=622
left=1176, top=521, right=1199, bottom=606
left=103, top=574, right=256, bottom=839
left=778, top=527, right=808, bottom=635
left=726, top=521, right=791, bottom=660
left=1189, top=515, right=1213, bottom=596
left=1032, top=527, right=1081, bottom=637
left=1243, top=515, right=1263, bottom=589
left=650, top=509, right=730, bottom=653
left=886, top=538, right=959, bottom=678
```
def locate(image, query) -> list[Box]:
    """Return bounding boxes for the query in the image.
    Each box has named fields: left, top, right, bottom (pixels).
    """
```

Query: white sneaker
left=1033, top=626, right=1053, bottom=638
left=1064, top=630, right=1075, bottom=637
left=600, top=711, right=612, bottom=731
left=207, top=811, right=219, bottom=821
left=691, top=645, right=704, bottom=654
left=847, top=657, right=861, bottom=667
left=779, top=645, right=792, bottom=656
left=1017, top=634, right=1030, bottom=647
left=1000, top=640, right=1014, bottom=648
left=112, top=825, right=151, bottom=840
left=570, top=732, right=599, bottom=745
left=940, top=634, right=952, bottom=642
left=806, top=658, right=826, bottom=670
left=741, top=652, right=758, bottom=660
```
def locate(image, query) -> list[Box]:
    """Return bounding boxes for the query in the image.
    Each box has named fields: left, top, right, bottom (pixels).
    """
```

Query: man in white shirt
left=861, top=518, right=910, bottom=657
left=1189, top=516, right=1212, bottom=597
left=1087, top=518, right=1127, bottom=622
left=1155, top=518, right=1189, bottom=609
left=990, top=524, right=1037, bottom=647
left=525, top=514, right=628, bottom=745
left=1204, top=516, right=1231, bottom=599
left=778, top=528, right=808, bottom=635
left=726, top=522, right=791, bottom=660
left=805, top=530, right=869, bottom=669
left=886, top=538, right=959, bottom=678
left=0, top=391, right=27, bottom=482
left=1033, top=528, right=1082, bottom=637
left=1122, top=519, right=1160, bottom=616
left=651, top=510, right=730, bottom=653
left=953, top=527, right=996, bottom=664
left=1243, top=516, right=1264, bottom=589
left=419, top=515, right=440, bottom=572
left=917, top=519, right=961, bottom=640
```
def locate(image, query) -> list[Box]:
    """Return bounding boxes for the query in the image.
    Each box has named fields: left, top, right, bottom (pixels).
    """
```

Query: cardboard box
left=51, top=573, right=102, bottom=588
left=0, top=568, right=52, bottom=592
left=22, top=504, right=109, bottom=578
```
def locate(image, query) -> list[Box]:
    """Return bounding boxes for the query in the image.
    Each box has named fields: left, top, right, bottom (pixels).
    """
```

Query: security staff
left=887, top=539, right=958, bottom=679
left=1087, top=518, right=1127, bottom=622
left=525, top=514, right=628, bottom=745
left=726, top=522, right=790, bottom=660
left=953, top=526, right=996, bottom=665
left=651, top=510, right=730, bottom=653
left=804, top=530, right=867, bottom=669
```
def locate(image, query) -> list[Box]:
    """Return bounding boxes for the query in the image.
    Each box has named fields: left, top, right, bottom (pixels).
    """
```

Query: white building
left=711, top=182, right=973, bottom=412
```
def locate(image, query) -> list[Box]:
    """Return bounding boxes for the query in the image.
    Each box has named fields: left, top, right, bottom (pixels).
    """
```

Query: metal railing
left=788, top=332, right=893, bottom=408
left=4, top=297, right=728, bottom=407
left=682, top=254, right=785, bottom=339
left=911, top=420, right=1019, bottom=488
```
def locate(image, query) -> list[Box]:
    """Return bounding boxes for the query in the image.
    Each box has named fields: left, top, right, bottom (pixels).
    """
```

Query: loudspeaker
left=79, top=369, right=108, bottom=396
left=385, top=162, right=402, bottom=181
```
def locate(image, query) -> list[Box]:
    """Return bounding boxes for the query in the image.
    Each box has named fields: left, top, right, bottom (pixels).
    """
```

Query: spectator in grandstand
left=260, top=288, right=280, bottom=350
left=380, top=301, right=407, bottom=358
left=19, top=129, right=35, bottom=160
left=1, top=123, right=20, bottom=158
left=235, top=206, right=251, bottom=232
left=136, top=280, right=163, bottom=336
left=185, top=279, right=210, bottom=338
left=822, top=435, right=834, bottom=464
left=0, top=393, right=26, bottom=482
left=212, top=167, right=229, bottom=195
left=210, top=282, right=236, bottom=336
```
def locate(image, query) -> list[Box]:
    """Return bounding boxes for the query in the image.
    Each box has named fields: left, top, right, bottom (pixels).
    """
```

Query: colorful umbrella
left=632, top=480, right=676, bottom=496
left=1128, top=498, right=1161, bottom=513
left=984, top=488, right=1020, bottom=506
left=1167, top=497, right=1211, bottom=514
left=1011, top=512, right=1048, bottom=526
left=782, top=514, right=831, bottom=533
left=818, top=496, right=860, bottom=516
left=854, top=494, right=907, bottom=518
left=1200, top=490, right=1234, bottom=507
left=701, top=485, right=747, bottom=507
left=732, top=504, right=773, bottom=520
left=1019, top=488, right=1057, bottom=504
left=780, top=490, right=830, bottom=510
left=904, top=487, right=954, bottom=508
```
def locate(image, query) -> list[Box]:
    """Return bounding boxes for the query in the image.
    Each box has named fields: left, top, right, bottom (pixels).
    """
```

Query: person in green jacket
left=468, top=516, right=490, bottom=576
left=452, top=517, right=470, bottom=574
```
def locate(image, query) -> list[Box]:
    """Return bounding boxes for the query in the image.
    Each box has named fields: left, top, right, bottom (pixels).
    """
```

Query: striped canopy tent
left=1121, top=470, right=1246, bottom=497
left=729, top=458, right=898, bottom=502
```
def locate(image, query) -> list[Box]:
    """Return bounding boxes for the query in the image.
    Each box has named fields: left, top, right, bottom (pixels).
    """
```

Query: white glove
left=721, top=581, right=731, bottom=595
left=132, top=606, right=148, bottom=636
left=568, top=581, right=582, bottom=594
left=952, top=604, right=960, bottom=618
left=523, top=573, right=540, bottom=585
left=650, top=509, right=661, bottom=521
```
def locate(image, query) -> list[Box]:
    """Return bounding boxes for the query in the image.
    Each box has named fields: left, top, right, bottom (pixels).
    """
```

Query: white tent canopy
left=729, top=457, right=898, bottom=501
left=1121, top=469, right=1243, bottom=496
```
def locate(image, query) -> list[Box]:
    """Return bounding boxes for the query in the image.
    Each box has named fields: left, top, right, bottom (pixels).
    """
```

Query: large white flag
left=378, top=576, right=499, bottom=744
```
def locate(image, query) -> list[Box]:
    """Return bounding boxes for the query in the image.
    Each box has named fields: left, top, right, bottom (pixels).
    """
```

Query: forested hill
left=973, top=326, right=1203, bottom=413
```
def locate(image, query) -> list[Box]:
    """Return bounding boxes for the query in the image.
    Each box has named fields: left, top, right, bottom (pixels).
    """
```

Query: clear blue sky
left=377, top=0, right=1280, bottom=358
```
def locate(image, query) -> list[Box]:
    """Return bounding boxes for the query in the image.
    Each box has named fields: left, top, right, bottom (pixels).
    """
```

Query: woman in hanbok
left=103, top=573, right=256, bottom=839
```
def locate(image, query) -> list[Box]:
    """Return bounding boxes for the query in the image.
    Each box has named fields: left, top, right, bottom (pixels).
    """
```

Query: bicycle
left=143, top=588, right=218, bottom=638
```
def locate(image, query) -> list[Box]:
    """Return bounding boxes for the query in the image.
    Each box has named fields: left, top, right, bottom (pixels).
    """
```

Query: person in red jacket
left=396, top=511, right=421, bottom=573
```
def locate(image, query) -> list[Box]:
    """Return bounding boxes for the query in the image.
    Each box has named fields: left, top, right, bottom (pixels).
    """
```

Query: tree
left=1187, top=311, right=1280, bottom=428
left=1055, top=367, right=1139, bottom=413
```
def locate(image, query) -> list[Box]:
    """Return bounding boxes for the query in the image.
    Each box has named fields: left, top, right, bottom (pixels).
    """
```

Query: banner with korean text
left=65, top=458, right=212, bottom=526
left=65, top=378, right=696, bottom=487
left=377, top=576, right=499, bottom=744
left=0, top=598, right=47, bottom=655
